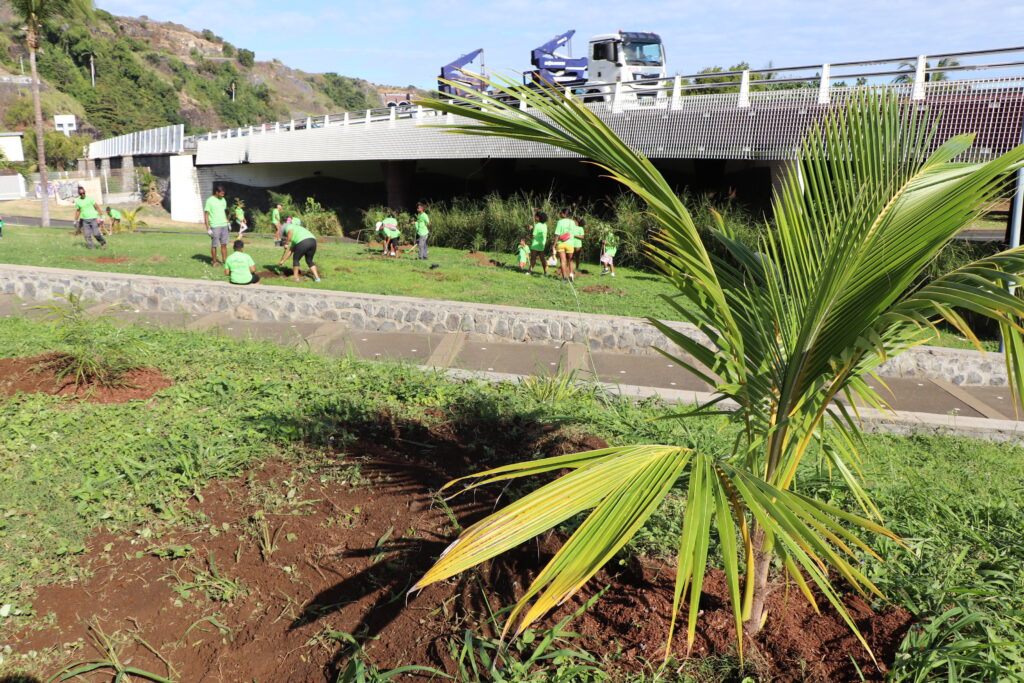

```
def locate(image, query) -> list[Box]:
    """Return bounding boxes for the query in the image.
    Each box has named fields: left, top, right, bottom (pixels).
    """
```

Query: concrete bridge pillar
left=121, top=155, right=135, bottom=182
left=76, top=158, right=89, bottom=174
left=100, top=158, right=111, bottom=175
left=762, top=160, right=803, bottom=198
left=381, top=160, right=416, bottom=211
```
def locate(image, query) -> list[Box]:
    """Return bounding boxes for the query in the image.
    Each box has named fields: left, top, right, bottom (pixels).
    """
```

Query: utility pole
left=89, top=54, right=95, bottom=87
left=19, top=55, right=23, bottom=74
left=231, top=81, right=236, bottom=102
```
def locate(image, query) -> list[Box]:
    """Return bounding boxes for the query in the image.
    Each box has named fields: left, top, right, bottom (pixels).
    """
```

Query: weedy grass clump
left=31, top=293, right=146, bottom=387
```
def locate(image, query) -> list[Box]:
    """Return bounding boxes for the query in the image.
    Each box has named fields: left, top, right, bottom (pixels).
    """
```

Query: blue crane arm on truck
left=438, top=48, right=486, bottom=96
left=526, top=30, right=588, bottom=86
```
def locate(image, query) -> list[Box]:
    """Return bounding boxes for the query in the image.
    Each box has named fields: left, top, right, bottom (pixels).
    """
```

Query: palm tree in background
left=411, top=78, right=1024, bottom=661
left=893, top=57, right=961, bottom=84
left=7, top=0, right=91, bottom=227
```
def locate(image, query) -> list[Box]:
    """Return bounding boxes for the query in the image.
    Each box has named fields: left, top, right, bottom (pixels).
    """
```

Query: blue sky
left=98, top=0, right=1024, bottom=88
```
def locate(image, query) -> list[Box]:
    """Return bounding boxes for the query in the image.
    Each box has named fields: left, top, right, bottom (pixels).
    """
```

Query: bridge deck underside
left=193, top=79, right=1024, bottom=167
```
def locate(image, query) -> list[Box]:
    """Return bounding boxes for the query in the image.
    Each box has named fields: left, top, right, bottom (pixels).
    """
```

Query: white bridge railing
left=186, top=46, right=1024, bottom=146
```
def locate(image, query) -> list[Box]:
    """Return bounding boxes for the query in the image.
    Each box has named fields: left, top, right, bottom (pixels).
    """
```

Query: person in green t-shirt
left=204, top=186, right=230, bottom=265
left=517, top=239, right=529, bottom=271
left=553, top=208, right=577, bottom=281
left=528, top=210, right=549, bottom=275
left=0, top=215, right=5, bottom=239
left=415, top=202, right=431, bottom=260
left=277, top=217, right=322, bottom=283
left=271, top=204, right=283, bottom=241
left=224, top=240, right=260, bottom=285
left=234, top=201, right=249, bottom=239
left=105, top=207, right=122, bottom=235
left=570, top=216, right=586, bottom=271
left=379, top=212, right=401, bottom=257
left=600, top=228, right=619, bottom=276
left=73, top=186, right=106, bottom=248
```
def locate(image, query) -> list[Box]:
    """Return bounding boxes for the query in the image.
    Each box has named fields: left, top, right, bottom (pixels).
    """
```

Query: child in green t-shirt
left=517, top=239, right=529, bottom=271
left=601, top=229, right=619, bottom=276
left=0, top=215, right=4, bottom=238
left=380, top=213, right=400, bottom=257
left=528, top=210, right=549, bottom=275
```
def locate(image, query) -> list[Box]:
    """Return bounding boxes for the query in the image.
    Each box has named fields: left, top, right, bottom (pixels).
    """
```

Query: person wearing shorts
left=204, top=186, right=230, bottom=265
left=73, top=186, right=106, bottom=249
left=105, top=207, right=122, bottom=234
left=224, top=240, right=260, bottom=285
left=381, top=213, right=401, bottom=256
left=528, top=211, right=548, bottom=275
left=277, top=217, right=321, bottom=283
left=553, top=208, right=576, bottom=281
left=601, top=228, right=619, bottom=276
left=517, top=239, right=529, bottom=271
left=234, top=203, right=249, bottom=239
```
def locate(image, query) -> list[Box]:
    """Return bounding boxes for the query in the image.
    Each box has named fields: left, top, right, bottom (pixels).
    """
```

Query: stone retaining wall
left=0, top=265, right=1009, bottom=387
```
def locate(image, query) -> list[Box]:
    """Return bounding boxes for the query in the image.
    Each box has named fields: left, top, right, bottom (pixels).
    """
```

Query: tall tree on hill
left=8, top=0, right=92, bottom=227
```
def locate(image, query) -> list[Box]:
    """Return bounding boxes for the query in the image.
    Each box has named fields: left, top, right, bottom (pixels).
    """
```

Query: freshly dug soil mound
left=464, top=251, right=496, bottom=266
left=5, top=413, right=912, bottom=681
left=0, top=354, right=172, bottom=403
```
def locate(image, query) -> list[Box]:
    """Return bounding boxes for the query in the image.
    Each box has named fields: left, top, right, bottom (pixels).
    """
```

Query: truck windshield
left=622, top=41, right=663, bottom=66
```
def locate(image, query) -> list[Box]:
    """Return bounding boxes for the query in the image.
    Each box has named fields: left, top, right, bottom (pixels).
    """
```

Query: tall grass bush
left=360, top=191, right=763, bottom=269
left=250, top=192, right=343, bottom=237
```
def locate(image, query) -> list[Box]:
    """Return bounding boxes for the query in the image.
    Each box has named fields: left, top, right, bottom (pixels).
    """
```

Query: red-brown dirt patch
left=6, top=423, right=911, bottom=681
left=148, top=254, right=169, bottom=263
left=464, top=251, right=497, bottom=266
left=0, top=354, right=172, bottom=403
left=72, top=255, right=132, bottom=264
left=580, top=285, right=626, bottom=295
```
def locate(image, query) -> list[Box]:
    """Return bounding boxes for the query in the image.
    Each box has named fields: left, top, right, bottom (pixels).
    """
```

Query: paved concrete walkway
left=0, top=292, right=1020, bottom=440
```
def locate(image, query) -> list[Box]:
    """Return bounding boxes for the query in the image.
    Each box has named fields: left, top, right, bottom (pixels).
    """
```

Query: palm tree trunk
left=745, top=525, right=772, bottom=635
left=27, top=29, right=50, bottom=228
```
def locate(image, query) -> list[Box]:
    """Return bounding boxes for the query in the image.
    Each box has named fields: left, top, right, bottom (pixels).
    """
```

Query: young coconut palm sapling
left=410, top=79, right=1024, bottom=660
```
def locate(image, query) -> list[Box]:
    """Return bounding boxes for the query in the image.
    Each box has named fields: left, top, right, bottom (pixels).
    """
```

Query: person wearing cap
left=277, top=217, right=322, bottom=283
left=73, top=186, right=106, bottom=248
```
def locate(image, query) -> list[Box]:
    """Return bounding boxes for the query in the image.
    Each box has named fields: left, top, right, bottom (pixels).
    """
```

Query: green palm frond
left=413, top=76, right=1024, bottom=661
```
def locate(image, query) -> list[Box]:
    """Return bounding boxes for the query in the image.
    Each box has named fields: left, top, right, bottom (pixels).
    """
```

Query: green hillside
left=0, top=7, right=417, bottom=141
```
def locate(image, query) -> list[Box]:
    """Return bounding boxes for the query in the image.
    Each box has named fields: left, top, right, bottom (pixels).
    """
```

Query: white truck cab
left=586, top=31, right=666, bottom=88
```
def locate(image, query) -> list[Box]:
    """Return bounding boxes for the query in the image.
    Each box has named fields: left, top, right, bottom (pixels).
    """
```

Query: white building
left=54, top=114, right=77, bottom=136
left=0, top=132, right=25, bottom=162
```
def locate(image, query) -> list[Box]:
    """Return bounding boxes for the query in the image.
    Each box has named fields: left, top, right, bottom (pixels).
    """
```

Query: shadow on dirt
left=261, top=392, right=607, bottom=678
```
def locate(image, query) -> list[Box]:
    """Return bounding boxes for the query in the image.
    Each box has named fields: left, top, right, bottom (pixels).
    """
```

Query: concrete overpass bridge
left=84, top=47, right=1024, bottom=224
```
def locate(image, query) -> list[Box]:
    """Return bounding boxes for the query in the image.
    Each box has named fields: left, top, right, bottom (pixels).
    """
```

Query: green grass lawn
left=0, top=226, right=1004, bottom=351
left=0, top=227, right=684, bottom=320
left=0, top=313, right=1021, bottom=679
